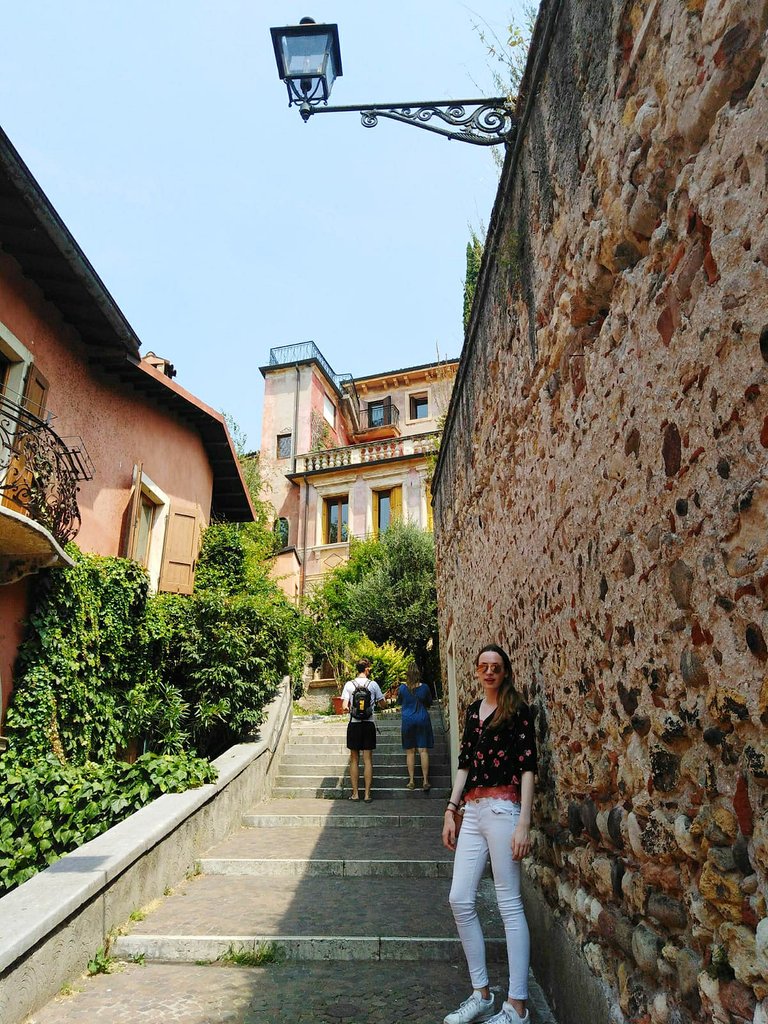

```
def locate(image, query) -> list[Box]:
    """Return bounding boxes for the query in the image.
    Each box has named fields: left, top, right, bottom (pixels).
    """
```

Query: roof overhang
left=0, top=125, right=254, bottom=524
left=0, top=125, right=142, bottom=364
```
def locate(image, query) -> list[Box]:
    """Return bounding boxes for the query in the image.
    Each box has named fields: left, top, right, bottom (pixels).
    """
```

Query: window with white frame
left=409, top=392, right=429, bottom=420
left=323, top=393, right=336, bottom=428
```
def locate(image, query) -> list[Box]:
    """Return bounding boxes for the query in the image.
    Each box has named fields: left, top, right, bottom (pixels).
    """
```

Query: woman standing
left=441, top=644, right=537, bottom=1024
left=397, top=665, right=434, bottom=791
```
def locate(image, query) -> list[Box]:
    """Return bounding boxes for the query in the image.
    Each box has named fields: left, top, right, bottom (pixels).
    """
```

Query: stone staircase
left=271, top=707, right=453, bottom=801
left=27, top=708, right=555, bottom=1023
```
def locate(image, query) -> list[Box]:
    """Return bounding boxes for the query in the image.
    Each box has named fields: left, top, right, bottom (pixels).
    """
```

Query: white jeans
left=448, top=798, right=530, bottom=1000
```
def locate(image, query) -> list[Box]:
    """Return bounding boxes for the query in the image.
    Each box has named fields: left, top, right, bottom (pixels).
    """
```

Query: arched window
left=273, top=517, right=289, bottom=549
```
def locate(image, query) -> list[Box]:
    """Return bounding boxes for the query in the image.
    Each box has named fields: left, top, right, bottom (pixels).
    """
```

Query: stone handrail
left=297, top=431, right=439, bottom=474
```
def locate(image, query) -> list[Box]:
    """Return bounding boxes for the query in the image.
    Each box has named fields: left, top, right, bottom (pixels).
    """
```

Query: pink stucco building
left=259, top=342, right=457, bottom=600
left=0, top=125, right=253, bottom=724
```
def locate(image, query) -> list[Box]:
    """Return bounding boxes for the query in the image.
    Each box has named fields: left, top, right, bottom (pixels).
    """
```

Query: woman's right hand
left=442, top=810, right=457, bottom=850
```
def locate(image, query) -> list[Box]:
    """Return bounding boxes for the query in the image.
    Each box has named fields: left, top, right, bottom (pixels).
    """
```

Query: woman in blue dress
left=398, top=665, right=434, bottom=791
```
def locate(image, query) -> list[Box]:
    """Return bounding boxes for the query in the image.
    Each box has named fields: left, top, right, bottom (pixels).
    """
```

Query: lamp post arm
left=300, top=98, right=517, bottom=146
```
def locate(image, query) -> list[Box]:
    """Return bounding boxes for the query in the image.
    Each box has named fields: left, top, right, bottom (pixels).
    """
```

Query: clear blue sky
left=1, top=2, right=535, bottom=450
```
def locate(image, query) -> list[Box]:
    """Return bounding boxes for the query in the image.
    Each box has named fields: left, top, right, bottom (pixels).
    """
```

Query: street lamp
left=270, top=18, right=517, bottom=147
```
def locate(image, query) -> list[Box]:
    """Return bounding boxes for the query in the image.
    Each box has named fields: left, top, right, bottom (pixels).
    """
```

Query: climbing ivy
left=5, top=548, right=156, bottom=764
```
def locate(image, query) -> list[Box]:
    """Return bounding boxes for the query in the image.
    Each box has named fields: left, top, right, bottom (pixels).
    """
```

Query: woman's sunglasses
left=476, top=663, right=503, bottom=674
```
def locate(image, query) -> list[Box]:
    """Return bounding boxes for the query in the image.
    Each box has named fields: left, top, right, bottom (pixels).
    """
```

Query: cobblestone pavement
left=26, top=960, right=486, bottom=1024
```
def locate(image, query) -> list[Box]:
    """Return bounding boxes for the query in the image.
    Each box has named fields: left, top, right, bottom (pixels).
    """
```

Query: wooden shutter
left=426, top=480, right=434, bottom=532
left=124, top=462, right=144, bottom=558
left=372, top=491, right=380, bottom=538
left=158, top=500, right=201, bottom=594
left=321, top=497, right=329, bottom=544
left=23, top=366, right=49, bottom=419
left=390, top=485, right=402, bottom=522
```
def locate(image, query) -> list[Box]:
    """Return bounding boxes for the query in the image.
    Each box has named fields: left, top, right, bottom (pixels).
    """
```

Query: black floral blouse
left=458, top=699, right=537, bottom=793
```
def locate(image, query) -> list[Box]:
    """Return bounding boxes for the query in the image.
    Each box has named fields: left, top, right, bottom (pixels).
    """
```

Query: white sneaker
left=486, top=1003, right=530, bottom=1024
left=444, top=991, right=496, bottom=1024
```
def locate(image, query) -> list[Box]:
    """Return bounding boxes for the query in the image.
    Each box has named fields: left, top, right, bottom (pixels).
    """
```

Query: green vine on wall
left=5, top=547, right=155, bottom=764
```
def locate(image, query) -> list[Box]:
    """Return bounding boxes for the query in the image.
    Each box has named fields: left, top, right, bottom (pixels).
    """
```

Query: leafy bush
left=0, top=751, right=215, bottom=896
left=6, top=546, right=304, bottom=763
left=308, top=521, right=439, bottom=685
left=194, top=522, right=278, bottom=598
left=148, top=590, right=301, bottom=757
left=351, top=637, right=413, bottom=692
left=4, top=548, right=156, bottom=764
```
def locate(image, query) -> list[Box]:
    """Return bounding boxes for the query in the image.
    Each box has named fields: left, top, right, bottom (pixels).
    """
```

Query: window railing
left=365, top=401, right=400, bottom=429
left=295, top=431, right=439, bottom=474
left=0, top=393, right=92, bottom=544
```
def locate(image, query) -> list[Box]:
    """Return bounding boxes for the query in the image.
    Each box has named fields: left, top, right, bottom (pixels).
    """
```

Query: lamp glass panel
left=280, top=30, right=332, bottom=78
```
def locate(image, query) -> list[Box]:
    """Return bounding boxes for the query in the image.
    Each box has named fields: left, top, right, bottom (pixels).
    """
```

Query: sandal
left=406, top=781, right=415, bottom=790
left=364, top=795, right=373, bottom=803
left=348, top=794, right=360, bottom=801
left=422, top=783, right=431, bottom=792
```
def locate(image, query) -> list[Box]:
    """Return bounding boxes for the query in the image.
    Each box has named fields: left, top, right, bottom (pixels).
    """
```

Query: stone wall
left=433, top=1, right=768, bottom=1022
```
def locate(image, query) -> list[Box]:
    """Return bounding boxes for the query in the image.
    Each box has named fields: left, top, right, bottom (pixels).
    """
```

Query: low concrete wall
left=0, top=679, right=292, bottom=1024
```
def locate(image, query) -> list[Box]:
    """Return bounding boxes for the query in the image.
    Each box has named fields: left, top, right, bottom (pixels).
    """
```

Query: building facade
left=0, top=124, right=253, bottom=724
left=259, top=342, right=456, bottom=599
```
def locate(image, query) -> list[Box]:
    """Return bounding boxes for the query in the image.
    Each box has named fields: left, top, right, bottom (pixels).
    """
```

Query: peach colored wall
left=0, top=254, right=213, bottom=558
left=354, top=366, right=456, bottom=438
left=309, top=370, right=350, bottom=448
left=0, top=253, right=219, bottom=711
left=0, top=579, right=29, bottom=720
left=259, top=366, right=302, bottom=543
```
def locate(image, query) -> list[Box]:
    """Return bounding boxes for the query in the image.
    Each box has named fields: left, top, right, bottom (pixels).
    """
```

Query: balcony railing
left=296, top=431, right=439, bottom=474
left=363, top=401, right=400, bottom=430
left=0, top=393, right=92, bottom=544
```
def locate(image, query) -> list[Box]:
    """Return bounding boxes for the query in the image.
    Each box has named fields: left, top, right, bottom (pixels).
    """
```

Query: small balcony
left=293, top=430, right=439, bottom=475
left=355, top=399, right=401, bottom=441
left=0, top=392, right=92, bottom=583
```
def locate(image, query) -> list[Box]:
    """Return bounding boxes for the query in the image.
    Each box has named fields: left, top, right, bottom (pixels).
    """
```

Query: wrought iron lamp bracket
left=300, top=98, right=517, bottom=146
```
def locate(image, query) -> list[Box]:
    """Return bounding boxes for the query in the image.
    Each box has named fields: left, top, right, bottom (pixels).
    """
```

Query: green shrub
left=351, top=637, right=413, bottom=692
left=6, top=546, right=305, bottom=763
left=0, top=751, right=216, bottom=896
left=5, top=548, right=155, bottom=764
left=148, top=590, right=301, bottom=757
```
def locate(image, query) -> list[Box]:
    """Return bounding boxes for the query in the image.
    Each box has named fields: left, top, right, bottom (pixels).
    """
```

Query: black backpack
left=350, top=683, right=373, bottom=721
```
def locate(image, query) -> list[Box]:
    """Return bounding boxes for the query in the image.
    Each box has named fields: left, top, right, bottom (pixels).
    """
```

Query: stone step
left=199, top=858, right=453, bottom=878
left=243, top=797, right=443, bottom=829
left=198, top=824, right=450, bottom=877
left=276, top=768, right=451, bottom=784
left=111, top=874, right=505, bottom=964
left=286, top=732, right=447, bottom=745
left=113, top=931, right=505, bottom=963
left=270, top=785, right=451, bottom=800
left=280, top=757, right=450, bottom=770
left=23, top=961, right=555, bottom=1024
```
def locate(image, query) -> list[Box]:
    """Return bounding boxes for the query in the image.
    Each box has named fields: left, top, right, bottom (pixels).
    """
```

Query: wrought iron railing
left=268, top=342, right=352, bottom=395
left=364, top=401, right=400, bottom=430
left=0, top=393, right=92, bottom=544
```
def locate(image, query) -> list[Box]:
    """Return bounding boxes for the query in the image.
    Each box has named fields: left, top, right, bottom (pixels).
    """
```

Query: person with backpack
left=341, top=659, right=386, bottom=802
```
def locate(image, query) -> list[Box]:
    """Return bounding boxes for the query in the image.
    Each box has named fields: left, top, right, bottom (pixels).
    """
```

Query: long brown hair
left=476, top=643, right=520, bottom=729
